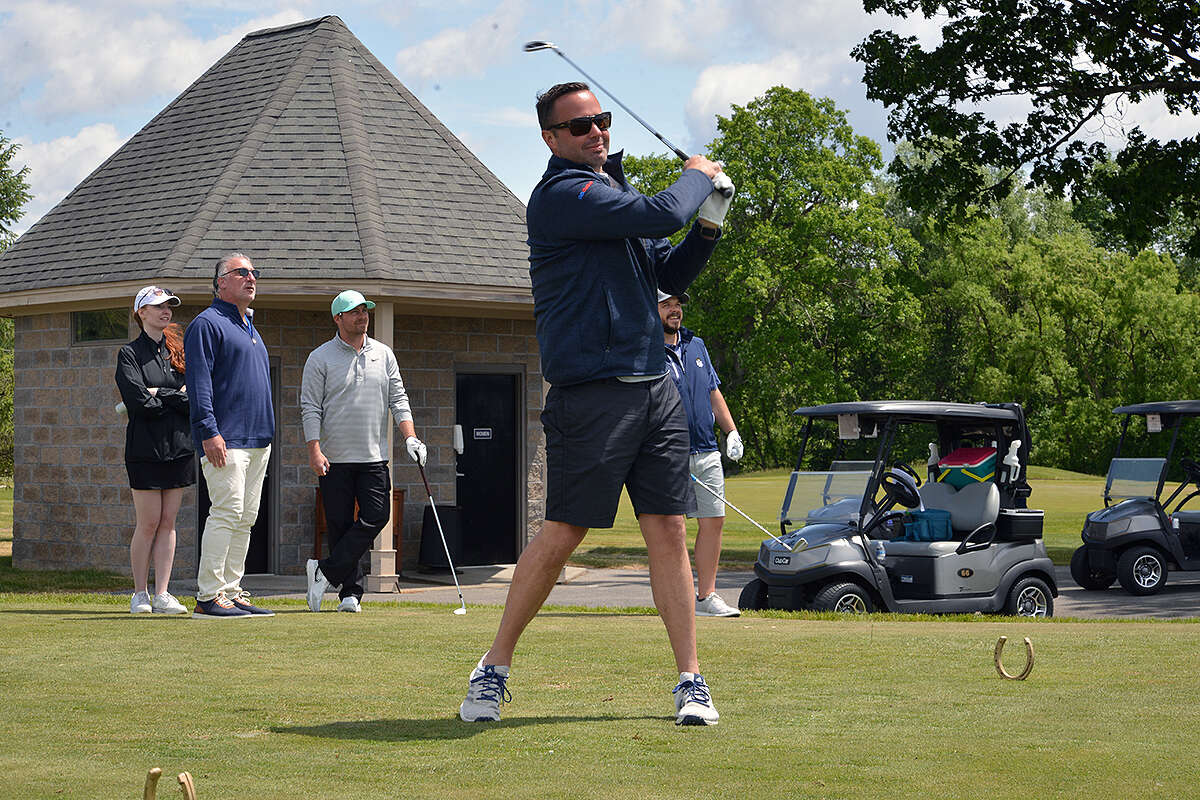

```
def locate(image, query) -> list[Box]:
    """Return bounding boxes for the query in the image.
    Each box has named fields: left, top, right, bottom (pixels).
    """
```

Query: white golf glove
left=405, top=435, right=427, bottom=467
left=698, top=172, right=735, bottom=229
left=725, top=430, right=743, bottom=461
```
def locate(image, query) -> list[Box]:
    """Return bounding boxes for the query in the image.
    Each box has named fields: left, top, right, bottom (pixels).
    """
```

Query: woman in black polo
left=115, top=286, right=195, bottom=615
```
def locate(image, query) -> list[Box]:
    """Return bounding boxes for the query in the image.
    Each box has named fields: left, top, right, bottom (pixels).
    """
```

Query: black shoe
left=193, top=595, right=251, bottom=618
left=229, top=593, right=275, bottom=616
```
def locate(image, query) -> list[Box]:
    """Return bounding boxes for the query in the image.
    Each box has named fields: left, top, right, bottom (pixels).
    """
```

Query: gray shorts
left=542, top=375, right=694, bottom=528
left=687, top=450, right=726, bottom=519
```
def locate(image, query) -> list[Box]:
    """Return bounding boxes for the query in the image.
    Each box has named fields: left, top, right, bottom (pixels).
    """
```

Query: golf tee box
left=996, top=508, right=1044, bottom=540
left=936, top=446, right=997, bottom=488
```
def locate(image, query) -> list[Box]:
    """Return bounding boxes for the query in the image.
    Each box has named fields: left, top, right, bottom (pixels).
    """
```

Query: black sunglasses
left=221, top=267, right=261, bottom=279
left=545, top=111, right=612, bottom=136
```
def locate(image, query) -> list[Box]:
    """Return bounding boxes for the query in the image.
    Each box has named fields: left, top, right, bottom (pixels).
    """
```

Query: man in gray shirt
left=300, top=290, right=427, bottom=612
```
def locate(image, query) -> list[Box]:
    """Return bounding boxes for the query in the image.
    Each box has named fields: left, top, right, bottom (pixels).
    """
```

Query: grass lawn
left=574, top=466, right=1107, bottom=568
left=0, top=595, right=1197, bottom=798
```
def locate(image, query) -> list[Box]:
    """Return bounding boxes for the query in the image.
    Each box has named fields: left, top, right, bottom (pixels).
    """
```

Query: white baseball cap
left=656, top=289, right=689, bottom=304
left=134, top=286, right=181, bottom=311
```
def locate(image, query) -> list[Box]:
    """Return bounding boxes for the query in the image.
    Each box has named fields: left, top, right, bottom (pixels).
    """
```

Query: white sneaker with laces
left=152, top=592, right=188, bottom=614
left=459, top=656, right=511, bottom=722
left=696, top=591, right=740, bottom=617
left=337, top=596, right=361, bottom=613
left=673, top=672, right=719, bottom=726
left=305, top=559, right=330, bottom=612
left=130, top=591, right=152, bottom=614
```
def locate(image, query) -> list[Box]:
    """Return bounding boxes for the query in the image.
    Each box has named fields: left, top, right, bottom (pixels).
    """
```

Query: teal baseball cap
left=331, top=289, right=376, bottom=316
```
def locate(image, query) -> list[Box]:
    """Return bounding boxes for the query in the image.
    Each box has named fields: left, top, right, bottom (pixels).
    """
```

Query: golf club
left=690, top=472, right=788, bottom=546
left=523, top=40, right=733, bottom=197
left=418, top=463, right=467, bottom=615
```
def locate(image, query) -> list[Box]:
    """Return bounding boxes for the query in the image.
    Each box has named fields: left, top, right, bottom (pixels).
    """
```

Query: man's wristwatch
left=699, top=222, right=721, bottom=240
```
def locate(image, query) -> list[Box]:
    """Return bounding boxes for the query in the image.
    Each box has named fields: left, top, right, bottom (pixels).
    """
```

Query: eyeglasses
left=221, top=267, right=260, bottom=280
left=545, top=111, right=612, bottom=137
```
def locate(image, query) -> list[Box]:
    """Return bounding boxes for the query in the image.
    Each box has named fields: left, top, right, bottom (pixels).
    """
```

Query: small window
left=73, top=309, right=128, bottom=343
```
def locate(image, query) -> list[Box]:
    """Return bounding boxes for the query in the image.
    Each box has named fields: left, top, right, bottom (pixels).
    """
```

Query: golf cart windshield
left=780, top=461, right=874, bottom=528
left=1105, top=458, right=1167, bottom=502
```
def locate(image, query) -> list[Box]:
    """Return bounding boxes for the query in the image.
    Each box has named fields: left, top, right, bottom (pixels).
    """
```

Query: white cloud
left=12, top=123, right=128, bottom=234
left=0, top=3, right=307, bottom=119
left=600, top=0, right=735, bottom=62
left=685, top=52, right=817, bottom=146
left=478, top=107, right=536, bottom=128
left=393, top=0, right=525, bottom=83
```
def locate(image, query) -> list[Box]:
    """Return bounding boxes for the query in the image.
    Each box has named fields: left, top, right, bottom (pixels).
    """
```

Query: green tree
left=0, top=132, right=30, bottom=476
left=854, top=0, right=1200, bottom=254
left=628, top=87, right=922, bottom=468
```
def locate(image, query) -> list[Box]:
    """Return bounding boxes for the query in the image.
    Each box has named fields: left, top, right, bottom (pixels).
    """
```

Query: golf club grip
left=671, top=147, right=733, bottom=198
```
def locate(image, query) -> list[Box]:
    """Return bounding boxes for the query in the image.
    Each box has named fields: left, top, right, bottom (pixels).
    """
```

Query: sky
left=1, top=0, right=1196, bottom=237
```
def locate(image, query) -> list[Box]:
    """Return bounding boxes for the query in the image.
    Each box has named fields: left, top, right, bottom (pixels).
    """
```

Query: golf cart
left=739, top=401, right=1057, bottom=616
left=1071, top=401, right=1200, bottom=595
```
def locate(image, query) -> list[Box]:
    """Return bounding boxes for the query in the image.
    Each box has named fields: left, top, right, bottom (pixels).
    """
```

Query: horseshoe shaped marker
left=994, top=636, right=1034, bottom=680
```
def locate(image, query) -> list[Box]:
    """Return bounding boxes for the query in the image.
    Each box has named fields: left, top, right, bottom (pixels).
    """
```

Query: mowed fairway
left=578, top=467, right=1108, bottom=566
left=2, top=595, right=1198, bottom=799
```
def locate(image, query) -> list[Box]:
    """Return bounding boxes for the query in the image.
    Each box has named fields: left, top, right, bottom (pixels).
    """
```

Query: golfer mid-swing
left=458, top=82, right=734, bottom=725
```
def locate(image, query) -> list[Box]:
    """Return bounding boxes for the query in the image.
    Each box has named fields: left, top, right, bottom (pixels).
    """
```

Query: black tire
left=813, top=581, right=872, bottom=613
left=1070, top=546, right=1116, bottom=591
left=1117, top=546, right=1169, bottom=596
left=738, top=578, right=767, bottom=611
left=1006, top=576, right=1053, bottom=617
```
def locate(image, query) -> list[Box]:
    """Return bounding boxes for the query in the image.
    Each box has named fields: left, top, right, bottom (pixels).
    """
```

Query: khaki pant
left=197, top=445, right=271, bottom=601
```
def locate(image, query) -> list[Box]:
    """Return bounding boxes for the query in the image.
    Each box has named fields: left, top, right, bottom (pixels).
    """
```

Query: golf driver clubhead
left=524, top=40, right=732, bottom=198
left=418, top=463, right=467, bottom=614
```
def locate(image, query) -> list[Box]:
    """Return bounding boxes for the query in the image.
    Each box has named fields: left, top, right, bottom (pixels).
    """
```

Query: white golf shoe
left=130, top=591, right=152, bottom=614
left=673, top=672, right=719, bottom=726
left=459, top=656, right=511, bottom=722
left=696, top=592, right=740, bottom=617
left=337, top=596, right=361, bottom=613
left=151, top=592, right=188, bottom=614
left=305, top=559, right=330, bottom=612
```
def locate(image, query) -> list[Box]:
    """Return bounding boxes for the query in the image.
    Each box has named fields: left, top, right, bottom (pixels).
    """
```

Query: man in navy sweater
left=184, top=252, right=275, bottom=618
left=459, top=82, right=733, bottom=726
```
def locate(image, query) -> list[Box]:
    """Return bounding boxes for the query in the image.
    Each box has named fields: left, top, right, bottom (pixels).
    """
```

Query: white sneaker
left=337, top=596, right=361, bottom=613
left=130, top=591, right=152, bottom=614
left=459, top=656, right=511, bottom=722
left=673, top=672, right=719, bottom=726
left=696, top=592, right=740, bottom=617
left=152, top=592, right=188, bottom=615
left=305, top=559, right=330, bottom=612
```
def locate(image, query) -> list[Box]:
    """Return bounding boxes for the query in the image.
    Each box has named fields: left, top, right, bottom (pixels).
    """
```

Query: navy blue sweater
left=527, top=152, right=719, bottom=386
left=183, top=298, right=274, bottom=450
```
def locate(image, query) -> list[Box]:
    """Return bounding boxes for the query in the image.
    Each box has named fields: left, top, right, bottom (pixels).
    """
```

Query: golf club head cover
left=405, top=435, right=427, bottom=467
left=698, top=172, right=734, bottom=229
left=726, top=430, right=743, bottom=461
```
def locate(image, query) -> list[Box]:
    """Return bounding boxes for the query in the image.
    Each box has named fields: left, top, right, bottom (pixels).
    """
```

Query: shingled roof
left=0, top=16, right=530, bottom=300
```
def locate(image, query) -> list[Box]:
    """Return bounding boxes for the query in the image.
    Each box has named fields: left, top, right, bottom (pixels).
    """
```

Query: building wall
left=11, top=307, right=544, bottom=576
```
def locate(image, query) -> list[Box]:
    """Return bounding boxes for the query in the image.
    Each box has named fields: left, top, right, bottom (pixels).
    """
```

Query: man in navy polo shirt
left=658, top=290, right=744, bottom=618
left=184, top=252, right=275, bottom=618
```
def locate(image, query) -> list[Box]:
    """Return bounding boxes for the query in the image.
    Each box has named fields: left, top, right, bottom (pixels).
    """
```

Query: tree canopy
left=854, top=1, right=1200, bottom=255
left=0, top=133, right=31, bottom=249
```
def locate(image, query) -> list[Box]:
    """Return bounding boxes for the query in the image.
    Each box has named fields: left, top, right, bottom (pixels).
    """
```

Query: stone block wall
left=11, top=306, right=544, bottom=578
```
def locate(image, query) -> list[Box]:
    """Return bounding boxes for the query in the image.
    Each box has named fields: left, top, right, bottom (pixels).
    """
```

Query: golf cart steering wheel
left=1182, top=458, right=1200, bottom=486
left=892, top=461, right=922, bottom=486
left=880, top=472, right=921, bottom=510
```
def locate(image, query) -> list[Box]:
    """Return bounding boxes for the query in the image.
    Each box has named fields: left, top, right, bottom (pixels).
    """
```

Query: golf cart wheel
left=1070, top=546, right=1116, bottom=591
left=1116, top=546, right=1168, bottom=596
left=1006, top=576, right=1053, bottom=617
left=738, top=579, right=768, bottom=611
left=813, top=582, right=872, bottom=613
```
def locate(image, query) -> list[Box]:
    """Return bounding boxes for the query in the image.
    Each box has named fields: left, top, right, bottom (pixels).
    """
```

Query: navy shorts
left=542, top=375, right=695, bottom=529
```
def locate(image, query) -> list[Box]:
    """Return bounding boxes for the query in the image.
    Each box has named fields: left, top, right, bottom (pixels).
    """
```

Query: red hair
left=132, top=301, right=186, bottom=374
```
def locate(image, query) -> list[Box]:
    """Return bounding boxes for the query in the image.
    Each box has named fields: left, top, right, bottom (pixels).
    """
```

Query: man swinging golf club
left=458, top=81, right=734, bottom=725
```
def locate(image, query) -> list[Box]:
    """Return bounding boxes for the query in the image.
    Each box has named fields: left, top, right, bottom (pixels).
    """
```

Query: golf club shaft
left=548, top=49, right=689, bottom=162
left=418, top=464, right=466, bottom=608
left=689, top=473, right=787, bottom=545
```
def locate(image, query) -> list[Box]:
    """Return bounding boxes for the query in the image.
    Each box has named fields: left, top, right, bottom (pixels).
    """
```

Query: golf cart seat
left=918, top=481, right=1000, bottom=534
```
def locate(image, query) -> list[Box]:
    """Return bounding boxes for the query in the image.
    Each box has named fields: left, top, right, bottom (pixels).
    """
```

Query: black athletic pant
left=318, top=461, right=391, bottom=600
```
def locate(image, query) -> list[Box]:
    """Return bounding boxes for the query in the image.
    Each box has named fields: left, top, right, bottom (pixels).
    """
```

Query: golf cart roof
left=1113, top=401, right=1200, bottom=416
left=792, top=400, right=1020, bottom=423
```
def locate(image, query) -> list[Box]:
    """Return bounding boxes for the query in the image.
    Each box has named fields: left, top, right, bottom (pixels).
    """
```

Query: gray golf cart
left=739, top=401, right=1057, bottom=616
left=1071, top=400, right=1200, bottom=595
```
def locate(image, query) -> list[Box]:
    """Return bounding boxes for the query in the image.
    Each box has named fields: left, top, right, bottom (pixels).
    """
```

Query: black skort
left=126, top=454, right=196, bottom=491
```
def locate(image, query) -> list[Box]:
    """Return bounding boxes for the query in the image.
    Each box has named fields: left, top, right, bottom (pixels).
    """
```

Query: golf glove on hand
left=698, top=172, right=734, bottom=229
left=405, top=435, right=427, bottom=467
left=726, top=430, right=744, bottom=461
